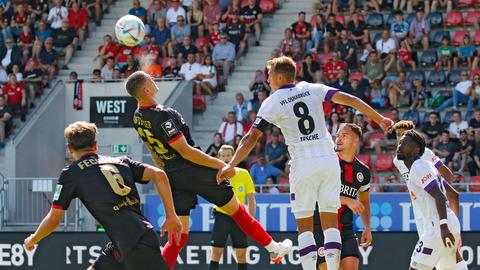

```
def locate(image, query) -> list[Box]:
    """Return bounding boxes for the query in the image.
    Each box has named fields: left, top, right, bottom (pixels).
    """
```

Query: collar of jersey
left=138, top=104, right=157, bottom=110
left=278, top=83, right=296, bottom=90
left=80, top=152, right=98, bottom=159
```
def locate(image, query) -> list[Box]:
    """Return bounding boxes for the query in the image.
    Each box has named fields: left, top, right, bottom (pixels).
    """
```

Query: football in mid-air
left=115, top=15, right=145, bottom=47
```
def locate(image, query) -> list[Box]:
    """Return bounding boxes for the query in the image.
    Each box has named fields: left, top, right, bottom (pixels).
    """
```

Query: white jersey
left=254, top=81, right=338, bottom=160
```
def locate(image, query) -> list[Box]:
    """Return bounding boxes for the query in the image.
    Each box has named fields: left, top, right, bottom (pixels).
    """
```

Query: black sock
left=238, top=263, right=247, bottom=270
left=209, top=261, right=219, bottom=270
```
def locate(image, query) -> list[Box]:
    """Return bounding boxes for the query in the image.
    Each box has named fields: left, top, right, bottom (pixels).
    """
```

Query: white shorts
left=410, top=230, right=459, bottom=270
left=289, top=154, right=341, bottom=219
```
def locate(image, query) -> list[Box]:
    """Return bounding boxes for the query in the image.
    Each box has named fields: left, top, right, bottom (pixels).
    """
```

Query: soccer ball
left=115, top=15, right=145, bottom=47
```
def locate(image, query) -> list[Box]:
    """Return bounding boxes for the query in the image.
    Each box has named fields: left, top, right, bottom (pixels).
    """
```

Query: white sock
left=323, top=228, right=341, bottom=270
left=264, top=240, right=279, bottom=253
left=456, top=260, right=468, bottom=270
left=298, top=231, right=317, bottom=270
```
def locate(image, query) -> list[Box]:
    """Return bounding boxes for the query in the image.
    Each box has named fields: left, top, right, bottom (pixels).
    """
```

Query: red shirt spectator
left=97, top=36, right=119, bottom=58
left=203, top=0, right=221, bottom=25
left=324, top=54, right=347, bottom=81
left=209, top=28, right=221, bottom=45
left=68, top=5, right=88, bottom=31
left=14, top=4, right=29, bottom=25
left=116, top=45, right=134, bottom=63
left=137, top=36, right=160, bottom=61
left=4, top=80, right=25, bottom=106
left=195, top=35, right=209, bottom=52
left=223, top=2, right=241, bottom=25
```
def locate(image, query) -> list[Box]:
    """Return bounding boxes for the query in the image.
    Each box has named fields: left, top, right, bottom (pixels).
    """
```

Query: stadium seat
left=456, top=0, right=473, bottom=8
left=469, top=176, right=480, bottom=192
left=366, top=13, right=384, bottom=29
left=420, top=50, right=438, bottom=67
left=319, top=53, right=333, bottom=67
left=427, top=70, right=447, bottom=86
left=473, top=30, right=480, bottom=46
left=465, top=10, right=480, bottom=26
left=402, top=110, right=421, bottom=125
left=444, top=11, right=463, bottom=27
left=336, top=14, right=346, bottom=26
left=259, top=0, right=276, bottom=13
left=192, top=95, right=206, bottom=112
left=452, top=30, right=470, bottom=46
left=405, top=12, right=416, bottom=25
left=448, top=70, right=462, bottom=86
left=429, top=30, right=450, bottom=46
left=407, top=71, right=425, bottom=83
left=349, top=70, right=363, bottom=81
left=357, top=154, right=372, bottom=168
left=427, top=12, right=444, bottom=28
left=277, top=177, right=289, bottom=193
left=374, top=154, right=394, bottom=171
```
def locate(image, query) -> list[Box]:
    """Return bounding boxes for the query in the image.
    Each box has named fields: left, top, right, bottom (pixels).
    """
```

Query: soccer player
left=23, top=121, right=182, bottom=270
left=315, top=123, right=372, bottom=270
left=396, top=130, right=462, bottom=270
left=392, top=121, right=467, bottom=270
left=125, top=71, right=292, bottom=270
left=217, top=56, right=393, bottom=270
left=209, top=145, right=256, bottom=270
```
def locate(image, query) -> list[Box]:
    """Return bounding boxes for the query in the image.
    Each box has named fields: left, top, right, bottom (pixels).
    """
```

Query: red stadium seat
left=473, top=30, right=480, bottom=45
left=370, top=133, right=385, bottom=141
left=475, top=0, right=480, bottom=7
left=465, top=11, right=480, bottom=26
left=348, top=70, right=363, bottom=82
left=336, top=14, right=346, bottom=26
left=161, top=57, right=173, bottom=69
left=374, top=154, right=394, bottom=171
left=456, top=0, right=473, bottom=8
left=259, top=0, right=276, bottom=13
left=452, top=30, right=470, bottom=46
left=192, top=95, right=206, bottom=112
left=470, top=176, right=480, bottom=192
left=357, top=154, right=372, bottom=168
left=444, top=11, right=463, bottom=27
left=318, top=53, right=333, bottom=67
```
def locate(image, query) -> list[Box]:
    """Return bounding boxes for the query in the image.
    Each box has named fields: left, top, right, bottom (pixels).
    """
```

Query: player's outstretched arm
left=358, top=191, right=372, bottom=247
left=24, top=208, right=64, bottom=251
left=170, top=135, right=226, bottom=170
left=216, top=128, right=263, bottom=183
left=331, top=91, right=394, bottom=131
left=428, top=185, right=455, bottom=248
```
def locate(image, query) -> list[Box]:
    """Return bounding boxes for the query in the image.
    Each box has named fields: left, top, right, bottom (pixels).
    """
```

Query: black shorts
left=314, top=229, right=359, bottom=264
left=211, top=211, right=248, bottom=248
left=92, top=230, right=168, bottom=270
left=167, top=164, right=234, bottom=216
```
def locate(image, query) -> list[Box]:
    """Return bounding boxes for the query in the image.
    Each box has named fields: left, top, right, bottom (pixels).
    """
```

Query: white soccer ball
left=115, top=15, right=145, bottom=47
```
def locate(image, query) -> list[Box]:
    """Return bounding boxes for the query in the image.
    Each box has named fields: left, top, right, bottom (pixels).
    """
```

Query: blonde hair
left=218, top=144, right=235, bottom=156
left=266, top=56, right=296, bottom=82
left=64, top=121, right=98, bottom=150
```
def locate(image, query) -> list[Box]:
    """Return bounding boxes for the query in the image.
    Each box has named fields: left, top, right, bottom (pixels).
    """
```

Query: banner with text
left=90, top=96, right=137, bottom=128
left=144, top=193, right=480, bottom=232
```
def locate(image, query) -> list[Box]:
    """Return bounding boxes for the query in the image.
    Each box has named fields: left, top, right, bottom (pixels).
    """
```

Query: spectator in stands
left=186, top=0, right=203, bottom=38
left=206, top=132, right=224, bottom=157
left=382, top=174, right=404, bottom=192
left=397, top=39, right=416, bottom=71
left=23, top=58, right=44, bottom=108
left=249, top=70, right=270, bottom=101
left=376, top=29, right=396, bottom=61
left=137, top=35, right=160, bottom=62
left=68, top=1, right=88, bottom=49
left=218, top=111, right=243, bottom=145
left=382, top=108, right=400, bottom=151
left=300, top=53, right=320, bottom=83
left=430, top=0, right=452, bottom=12
left=252, top=89, right=268, bottom=113
left=279, top=28, right=301, bottom=60
left=94, top=35, right=117, bottom=69
left=347, top=12, right=369, bottom=46
left=203, top=0, right=221, bottom=31
left=314, top=0, right=332, bottom=14
left=328, top=112, right=341, bottom=139
left=453, top=129, right=474, bottom=173
left=291, top=11, right=312, bottom=52
left=179, top=52, right=202, bottom=84
left=451, top=172, right=467, bottom=191
left=233, top=92, right=252, bottom=124
left=28, top=1, right=49, bottom=21
left=4, top=74, right=26, bottom=122
left=151, top=18, right=170, bottom=58
left=212, top=33, right=235, bottom=85
left=84, top=0, right=103, bottom=27
left=323, top=13, right=343, bottom=53
left=68, top=71, right=78, bottom=82
left=0, top=37, right=22, bottom=73
left=243, top=110, right=256, bottom=134
left=199, top=54, right=217, bottom=98
left=0, top=95, right=12, bottom=148
left=142, top=55, right=163, bottom=78
left=437, top=36, right=455, bottom=73
left=469, top=108, right=480, bottom=136
left=112, top=67, right=122, bottom=79
left=129, top=0, right=147, bottom=23
left=166, top=0, right=186, bottom=27
left=163, top=56, right=180, bottom=78
left=51, top=19, right=78, bottom=70
left=370, top=80, right=387, bottom=108
left=351, top=78, right=369, bottom=101
left=48, top=0, right=68, bottom=30
left=363, top=50, right=384, bottom=83
left=434, top=131, right=457, bottom=169
left=240, top=0, right=263, bottom=46
left=175, top=35, right=198, bottom=58
left=11, top=65, right=22, bottom=82
left=409, top=8, right=429, bottom=50
left=331, top=69, right=353, bottom=94
left=387, top=71, right=411, bottom=108
left=120, top=54, right=139, bottom=77
left=250, top=155, right=285, bottom=185
left=421, top=112, right=444, bottom=145
left=455, top=35, right=478, bottom=70
left=33, top=20, right=52, bottom=59
left=332, top=0, right=356, bottom=13
left=169, top=15, right=191, bottom=56
left=436, top=71, right=473, bottom=113
left=363, top=0, right=382, bottom=12
left=468, top=141, right=480, bottom=176
left=311, top=14, right=325, bottom=52
left=208, top=22, right=221, bottom=47
left=91, top=68, right=102, bottom=82
left=225, top=10, right=247, bottom=59
left=147, top=0, right=167, bottom=27
left=263, top=177, right=280, bottom=194
left=409, top=78, right=429, bottom=111
left=337, top=30, right=357, bottom=68
left=324, top=53, right=347, bottom=82
left=353, top=111, right=375, bottom=149
left=467, top=75, right=480, bottom=112
left=18, top=25, right=33, bottom=63
left=39, top=38, right=58, bottom=85
left=448, top=111, right=469, bottom=139
left=390, top=10, right=409, bottom=41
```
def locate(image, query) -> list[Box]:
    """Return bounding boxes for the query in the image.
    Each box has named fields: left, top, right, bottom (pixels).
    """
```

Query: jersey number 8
left=293, top=102, right=315, bottom=135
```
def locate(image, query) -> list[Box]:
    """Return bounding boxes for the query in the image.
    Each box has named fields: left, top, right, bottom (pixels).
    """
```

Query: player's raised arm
left=169, top=135, right=227, bottom=170
left=331, top=91, right=394, bottom=131
left=24, top=208, right=64, bottom=251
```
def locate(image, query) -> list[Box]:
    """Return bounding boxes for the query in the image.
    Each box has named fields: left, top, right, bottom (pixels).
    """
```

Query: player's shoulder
left=234, top=167, right=250, bottom=177
left=355, top=157, right=370, bottom=171
left=411, top=159, right=433, bottom=174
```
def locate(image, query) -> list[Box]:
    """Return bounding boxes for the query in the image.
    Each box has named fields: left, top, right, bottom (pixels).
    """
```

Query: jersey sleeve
left=358, top=167, right=371, bottom=192
left=153, top=111, right=184, bottom=144
left=52, top=170, right=76, bottom=210
left=423, top=148, right=443, bottom=169
left=253, top=97, right=277, bottom=132
left=297, top=81, right=338, bottom=102
left=410, top=160, right=439, bottom=193
left=122, top=157, right=148, bottom=184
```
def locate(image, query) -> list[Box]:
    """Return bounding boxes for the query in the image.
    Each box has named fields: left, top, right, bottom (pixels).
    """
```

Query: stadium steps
left=191, top=0, right=316, bottom=150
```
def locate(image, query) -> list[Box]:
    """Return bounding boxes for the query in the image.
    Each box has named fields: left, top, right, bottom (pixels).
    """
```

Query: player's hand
left=216, top=164, right=235, bottom=184
left=440, top=224, right=455, bottom=249
left=346, top=199, right=365, bottom=215
left=379, top=117, right=394, bottom=133
left=360, top=228, right=372, bottom=248
left=23, top=234, right=37, bottom=251
left=161, top=215, right=183, bottom=246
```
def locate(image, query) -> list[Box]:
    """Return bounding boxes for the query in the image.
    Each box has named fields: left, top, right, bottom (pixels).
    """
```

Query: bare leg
left=64, top=45, right=74, bottom=65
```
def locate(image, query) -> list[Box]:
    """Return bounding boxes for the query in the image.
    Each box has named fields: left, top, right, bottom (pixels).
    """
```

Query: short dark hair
left=64, top=121, right=97, bottom=151
left=403, top=129, right=426, bottom=156
left=393, top=120, right=415, bottom=131
left=107, top=56, right=115, bottom=61
left=441, top=130, right=450, bottom=136
left=453, top=110, right=461, bottom=117
left=299, top=11, right=306, bottom=16
left=340, top=123, right=363, bottom=138
left=391, top=108, right=399, bottom=114
left=125, top=71, right=149, bottom=98
left=428, top=111, right=439, bottom=117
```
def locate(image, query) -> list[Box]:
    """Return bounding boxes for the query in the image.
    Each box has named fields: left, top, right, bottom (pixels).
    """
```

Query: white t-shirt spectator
left=101, top=66, right=114, bottom=80
left=200, top=65, right=217, bottom=87
left=218, top=121, right=243, bottom=143
left=179, top=62, right=201, bottom=81
left=376, top=38, right=396, bottom=54
left=448, top=121, right=469, bottom=138
left=166, top=7, right=186, bottom=25
left=48, top=6, right=68, bottom=29
left=0, top=68, right=7, bottom=83
left=455, top=80, right=472, bottom=95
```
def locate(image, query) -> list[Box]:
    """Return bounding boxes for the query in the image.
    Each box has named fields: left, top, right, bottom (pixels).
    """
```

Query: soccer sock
left=162, top=233, right=188, bottom=270
left=456, top=260, right=468, bottom=270
left=230, top=204, right=274, bottom=250
left=209, top=261, right=219, bottom=270
left=323, top=228, right=342, bottom=270
left=237, top=263, right=247, bottom=270
left=298, top=231, right=317, bottom=270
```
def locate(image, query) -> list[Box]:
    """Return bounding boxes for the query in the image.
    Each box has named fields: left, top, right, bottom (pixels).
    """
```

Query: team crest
left=318, top=247, right=325, bottom=257
left=161, top=120, right=178, bottom=136
left=357, top=172, right=364, bottom=182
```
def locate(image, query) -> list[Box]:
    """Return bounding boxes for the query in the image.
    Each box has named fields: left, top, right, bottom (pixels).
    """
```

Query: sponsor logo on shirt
left=53, top=184, right=63, bottom=201
left=420, top=172, right=433, bottom=184
left=161, top=119, right=178, bottom=136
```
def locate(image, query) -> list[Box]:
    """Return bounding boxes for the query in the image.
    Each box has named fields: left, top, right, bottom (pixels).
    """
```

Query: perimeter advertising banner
left=0, top=232, right=479, bottom=269
left=144, top=193, right=480, bottom=232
